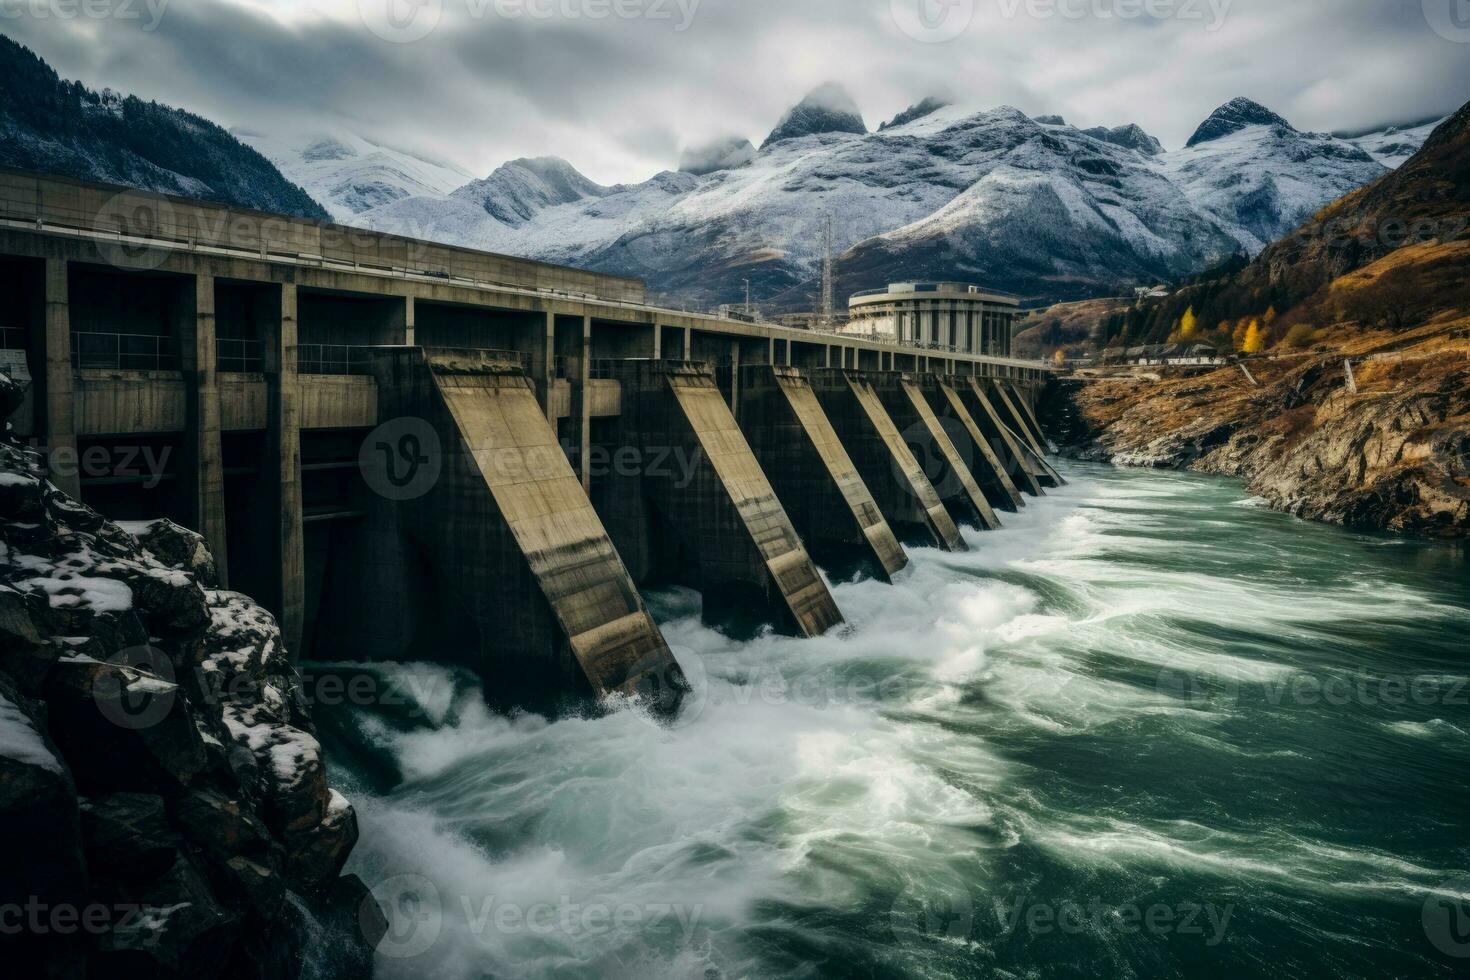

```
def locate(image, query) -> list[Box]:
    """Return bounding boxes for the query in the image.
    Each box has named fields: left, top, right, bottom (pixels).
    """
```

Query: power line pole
left=820, top=214, right=835, bottom=326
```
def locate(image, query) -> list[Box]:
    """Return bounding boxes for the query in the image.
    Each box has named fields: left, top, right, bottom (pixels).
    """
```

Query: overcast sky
left=4, top=0, right=1467, bottom=184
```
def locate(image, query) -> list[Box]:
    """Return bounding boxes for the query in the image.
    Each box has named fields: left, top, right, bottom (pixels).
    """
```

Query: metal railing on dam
left=0, top=168, right=1058, bottom=713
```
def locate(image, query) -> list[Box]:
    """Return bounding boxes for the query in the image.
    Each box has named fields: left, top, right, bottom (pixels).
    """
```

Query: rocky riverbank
left=1041, top=323, right=1470, bottom=538
left=0, top=373, right=383, bottom=977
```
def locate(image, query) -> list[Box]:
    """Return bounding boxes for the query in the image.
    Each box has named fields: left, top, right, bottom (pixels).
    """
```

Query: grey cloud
left=1, top=0, right=1464, bottom=185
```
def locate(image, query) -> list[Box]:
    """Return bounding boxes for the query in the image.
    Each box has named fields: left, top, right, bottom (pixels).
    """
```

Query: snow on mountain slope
left=450, top=156, right=612, bottom=227
left=1346, top=117, right=1447, bottom=168
left=348, top=95, right=1407, bottom=308
left=1156, top=121, right=1386, bottom=254
left=237, top=129, right=472, bottom=221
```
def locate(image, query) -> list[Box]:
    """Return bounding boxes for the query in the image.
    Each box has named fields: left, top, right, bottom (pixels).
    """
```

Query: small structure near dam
left=0, top=168, right=1055, bottom=711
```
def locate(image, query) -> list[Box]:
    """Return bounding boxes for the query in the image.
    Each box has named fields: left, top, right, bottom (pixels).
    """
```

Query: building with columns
left=843, top=283, right=1021, bottom=357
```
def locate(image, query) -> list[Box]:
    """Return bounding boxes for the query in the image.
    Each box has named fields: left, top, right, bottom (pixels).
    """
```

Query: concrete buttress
left=809, top=369, right=965, bottom=552
left=923, top=377, right=1025, bottom=512
left=871, top=372, right=1002, bottom=532
left=961, top=378, right=1045, bottom=497
left=603, top=361, right=844, bottom=639
left=989, top=381, right=1064, bottom=488
left=364, top=348, right=684, bottom=709
left=737, top=365, right=908, bottom=583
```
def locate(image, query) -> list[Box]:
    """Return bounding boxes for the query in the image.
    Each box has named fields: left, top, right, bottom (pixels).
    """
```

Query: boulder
left=79, top=793, right=180, bottom=881
left=44, top=655, right=209, bottom=793
left=124, top=520, right=221, bottom=590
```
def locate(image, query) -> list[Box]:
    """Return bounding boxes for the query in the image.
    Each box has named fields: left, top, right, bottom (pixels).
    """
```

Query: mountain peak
left=1082, top=123, right=1164, bottom=156
left=1187, top=97, right=1295, bottom=147
left=880, top=97, right=952, bottom=132
left=762, top=83, right=867, bottom=148
left=454, top=156, right=606, bottom=226
left=679, top=135, right=756, bottom=176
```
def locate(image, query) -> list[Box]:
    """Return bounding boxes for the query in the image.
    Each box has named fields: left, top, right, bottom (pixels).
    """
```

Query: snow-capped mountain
left=761, top=82, right=867, bottom=148
left=353, top=91, right=1419, bottom=308
left=1344, top=116, right=1450, bottom=168
left=235, top=129, right=472, bottom=222
left=1157, top=102, right=1387, bottom=254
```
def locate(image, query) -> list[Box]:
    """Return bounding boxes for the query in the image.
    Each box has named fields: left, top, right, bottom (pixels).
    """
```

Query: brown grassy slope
left=1013, top=297, right=1133, bottom=357
left=1049, top=244, right=1470, bottom=536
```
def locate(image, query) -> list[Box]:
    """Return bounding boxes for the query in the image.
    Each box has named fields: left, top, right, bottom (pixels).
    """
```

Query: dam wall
left=0, top=169, right=1056, bottom=707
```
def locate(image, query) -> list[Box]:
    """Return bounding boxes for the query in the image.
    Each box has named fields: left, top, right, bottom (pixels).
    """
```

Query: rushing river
left=306, top=461, right=1470, bottom=980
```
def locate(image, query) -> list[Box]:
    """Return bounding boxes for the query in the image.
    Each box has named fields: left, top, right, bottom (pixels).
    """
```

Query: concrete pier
left=961, top=378, right=1046, bottom=497
left=603, top=360, right=844, bottom=639
left=923, top=376, right=1025, bottom=512
left=810, top=369, right=966, bottom=552
left=361, top=348, right=682, bottom=708
left=738, top=365, right=908, bottom=583
left=871, top=372, right=1001, bottom=532
left=991, top=381, right=1064, bottom=488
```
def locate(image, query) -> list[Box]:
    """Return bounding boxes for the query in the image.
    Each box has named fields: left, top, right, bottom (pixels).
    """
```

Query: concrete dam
left=0, top=169, right=1056, bottom=711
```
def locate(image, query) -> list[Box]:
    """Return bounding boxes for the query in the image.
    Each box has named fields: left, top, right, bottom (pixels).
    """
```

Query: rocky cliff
left=0, top=373, right=382, bottom=976
left=1043, top=316, right=1470, bottom=538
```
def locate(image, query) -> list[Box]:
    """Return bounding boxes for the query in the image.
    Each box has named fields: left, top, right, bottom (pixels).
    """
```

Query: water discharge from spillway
left=306, top=462, right=1470, bottom=980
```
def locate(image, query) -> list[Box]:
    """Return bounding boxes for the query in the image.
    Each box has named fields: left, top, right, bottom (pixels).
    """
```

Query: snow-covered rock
left=1081, top=123, right=1164, bottom=156
left=0, top=378, right=377, bottom=975
left=881, top=97, right=952, bottom=131
left=1344, top=116, right=1447, bottom=169
left=1185, top=96, right=1295, bottom=147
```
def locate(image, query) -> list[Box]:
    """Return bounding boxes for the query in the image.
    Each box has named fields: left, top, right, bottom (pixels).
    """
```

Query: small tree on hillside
left=1180, top=306, right=1198, bottom=339
left=1242, top=320, right=1265, bottom=353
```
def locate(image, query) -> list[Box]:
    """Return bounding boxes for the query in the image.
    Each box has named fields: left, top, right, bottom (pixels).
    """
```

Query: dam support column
left=179, top=272, right=230, bottom=583
left=923, top=376, right=1025, bottom=513
left=738, top=365, right=908, bottom=583
left=810, top=369, right=964, bottom=552
left=362, top=348, right=682, bottom=709
left=573, top=314, right=593, bottom=490
left=872, top=372, right=1000, bottom=532
left=990, top=381, right=1063, bottom=488
left=42, top=259, right=80, bottom=499
left=962, top=378, right=1044, bottom=497
left=265, top=283, right=305, bottom=656
left=603, top=361, right=843, bottom=638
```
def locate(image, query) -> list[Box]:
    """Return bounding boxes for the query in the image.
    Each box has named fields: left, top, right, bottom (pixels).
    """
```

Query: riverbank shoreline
left=1040, top=328, right=1470, bottom=540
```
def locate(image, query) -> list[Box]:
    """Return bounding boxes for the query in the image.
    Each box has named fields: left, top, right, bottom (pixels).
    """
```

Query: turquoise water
left=308, top=461, right=1470, bottom=979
